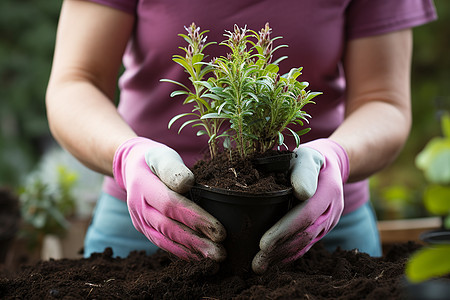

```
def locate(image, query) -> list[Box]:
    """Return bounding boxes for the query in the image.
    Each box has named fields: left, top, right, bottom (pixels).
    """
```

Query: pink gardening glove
left=113, top=137, right=226, bottom=261
left=252, top=138, right=349, bottom=273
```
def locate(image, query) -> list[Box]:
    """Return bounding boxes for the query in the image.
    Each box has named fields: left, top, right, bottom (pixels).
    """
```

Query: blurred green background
left=0, top=0, right=448, bottom=220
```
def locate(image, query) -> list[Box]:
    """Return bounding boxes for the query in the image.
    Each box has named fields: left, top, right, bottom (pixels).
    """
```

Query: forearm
left=46, top=0, right=136, bottom=176
left=46, top=80, right=136, bottom=176
left=330, top=99, right=411, bottom=182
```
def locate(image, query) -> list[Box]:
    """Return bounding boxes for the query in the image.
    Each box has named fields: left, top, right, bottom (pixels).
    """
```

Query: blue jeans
left=84, top=193, right=382, bottom=258
left=322, top=202, right=382, bottom=256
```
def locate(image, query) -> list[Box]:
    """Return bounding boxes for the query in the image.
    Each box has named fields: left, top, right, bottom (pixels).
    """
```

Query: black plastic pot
left=420, top=229, right=450, bottom=245
left=252, top=152, right=292, bottom=173
left=404, top=277, right=450, bottom=300
left=190, top=184, right=292, bottom=274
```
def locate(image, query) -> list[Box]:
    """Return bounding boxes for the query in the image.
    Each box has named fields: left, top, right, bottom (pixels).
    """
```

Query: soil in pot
left=2, top=242, right=446, bottom=299
left=191, top=150, right=292, bottom=193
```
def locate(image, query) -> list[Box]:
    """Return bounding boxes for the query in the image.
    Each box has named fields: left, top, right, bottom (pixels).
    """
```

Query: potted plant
left=162, top=23, right=321, bottom=272
left=405, top=111, right=450, bottom=298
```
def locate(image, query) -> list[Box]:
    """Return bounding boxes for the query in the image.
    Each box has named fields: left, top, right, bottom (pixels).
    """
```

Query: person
left=46, top=0, right=437, bottom=273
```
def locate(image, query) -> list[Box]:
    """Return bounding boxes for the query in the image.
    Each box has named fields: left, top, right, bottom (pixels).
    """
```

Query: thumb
left=145, top=147, right=195, bottom=194
left=291, top=147, right=324, bottom=200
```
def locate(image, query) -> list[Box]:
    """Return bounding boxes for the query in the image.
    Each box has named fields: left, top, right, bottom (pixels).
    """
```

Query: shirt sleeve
left=82, top=0, right=137, bottom=15
left=346, top=0, right=437, bottom=40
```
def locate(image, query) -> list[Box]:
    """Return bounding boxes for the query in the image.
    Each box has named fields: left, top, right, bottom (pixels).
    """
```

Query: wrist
left=112, top=137, right=164, bottom=189
left=302, top=138, right=350, bottom=183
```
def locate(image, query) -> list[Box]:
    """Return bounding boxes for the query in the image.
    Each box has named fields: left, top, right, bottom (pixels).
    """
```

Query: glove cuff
left=302, top=139, right=350, bottom=183
left=112, top=137, right=163, bottom=189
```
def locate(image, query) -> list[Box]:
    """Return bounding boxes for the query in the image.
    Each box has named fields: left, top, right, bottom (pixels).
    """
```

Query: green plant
left=18, top=165, right=78, bottom=249
left=162, top=23, right=320, bottom=159
left=406, top=112, right=450, bottom=283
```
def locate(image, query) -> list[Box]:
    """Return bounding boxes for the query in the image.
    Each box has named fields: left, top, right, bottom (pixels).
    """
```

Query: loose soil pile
left=0, top=242, right=429, bottom=299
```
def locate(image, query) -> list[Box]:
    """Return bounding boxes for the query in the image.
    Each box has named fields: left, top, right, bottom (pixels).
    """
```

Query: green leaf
left=416, top=138, right=450, bottom=184
left=287, top=127, right=300, bottom=147
left=192, top=53, right=204, bottom=64
left=201, top=113, right=224, bottom=119
left=178, top=119, right=200, bottom=133
left=217, top=102, right=227, bottom=115
left=277, top=132, right=284, bottom=146
left=442, top=113, right=450, bottom=139
left=297, top=127, right=311, bottom=136
left=207, top=133, right=217, bottom=144
left=424, top=185, right=450, bottom=215
left=192, top=53, right=205, bottom=73
left=194, top=96, right=212, bottom=111
left=223, top=137, right=231, bottom=149
left=202, top=93, right=224, bottom=101
left=173, top=57, right=194, bottom=75
left=168, top=113, right=198, bottom=129
left=272, top=56, right=288, bottom=66
left=170, top=90, right=189, bottom=97
left=406, top=245, right=450, bottom=283
left=265, top=64, right=279, bottom=74
left=182, top=94, right=197, bottom=105
left=160, top=79, right=190, bottom=91
left=271, top=44, right=288, bottom=54
left=286, top=68, right=302, bottom=81
left=304, top=92, right=322, bottom=102
left=196, top=130, right=207, bottom=136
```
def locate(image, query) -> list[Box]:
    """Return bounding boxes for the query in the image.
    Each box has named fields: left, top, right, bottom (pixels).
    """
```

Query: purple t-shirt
left=90, top=0, right=436, bottom=214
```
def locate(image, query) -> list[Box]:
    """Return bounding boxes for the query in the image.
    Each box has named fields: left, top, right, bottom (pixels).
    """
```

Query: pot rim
left=190, top=184, right=293, bottom=205
left=252, top=152, right=292, bottom=164
left=420, top=229, right=450, bottom=245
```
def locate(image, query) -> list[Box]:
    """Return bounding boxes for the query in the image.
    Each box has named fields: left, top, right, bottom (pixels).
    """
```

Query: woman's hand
left=113, top=137, right=227, bottom=261
left=252, top=139, right=349, bottom=274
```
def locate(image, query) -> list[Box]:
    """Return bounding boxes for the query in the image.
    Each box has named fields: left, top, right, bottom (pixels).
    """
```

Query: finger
left=140, top=173, right=227, bottom=243
left=258, top=199, right=310, bottom=252
left=252, top=250, right=270, bottom=274
left=143, top=226, right=202, bottom=260
left=269, top=164, right=340, bottom=241
left=145, top=147, right=195, bottom=194
left=291, top=147, right=323, bottom=200
left=252, top=224, right=323, bottom=274
left=136, top=204, right=227, bottom=261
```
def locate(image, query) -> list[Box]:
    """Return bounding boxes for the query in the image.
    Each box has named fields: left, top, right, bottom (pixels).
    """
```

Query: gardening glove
left=113, top=137, right=227, bottom=261
left=252, top=138, right=349, bottom=274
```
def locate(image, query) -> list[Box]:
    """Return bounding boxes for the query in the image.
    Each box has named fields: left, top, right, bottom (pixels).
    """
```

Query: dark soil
left=191, top=150, right=291, bottom=193
left=0, top=242, right=430, bottom=299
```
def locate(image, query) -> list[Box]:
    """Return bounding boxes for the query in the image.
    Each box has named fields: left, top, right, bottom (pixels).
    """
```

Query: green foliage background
left=371, top=0, right=450, bottom=219
left=0, top=1, right=62, bottom=186
left=0, top=0, right=448, bottom=220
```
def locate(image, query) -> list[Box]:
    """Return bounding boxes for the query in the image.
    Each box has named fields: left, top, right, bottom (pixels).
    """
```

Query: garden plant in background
left=406, top=111, right=450, bottom=283
left=18, top=165, right=78, bottom=251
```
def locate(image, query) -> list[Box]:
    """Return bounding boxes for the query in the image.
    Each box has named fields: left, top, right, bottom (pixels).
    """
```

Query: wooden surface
left=378, top=217, right=442, bottom=245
